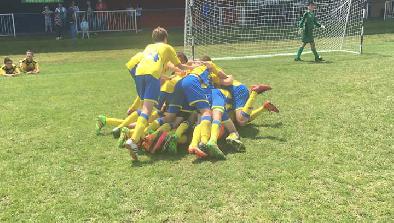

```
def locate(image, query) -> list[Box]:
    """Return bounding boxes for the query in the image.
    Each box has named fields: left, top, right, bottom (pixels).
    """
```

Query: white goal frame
left=184, top=0, right=366, bottom=60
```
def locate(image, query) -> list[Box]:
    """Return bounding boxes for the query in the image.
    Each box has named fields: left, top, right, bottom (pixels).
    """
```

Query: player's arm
left=33, top=63, right=40, bottom=73
left=299, top=12, right=307, bottom=28
left=125, top=52, right=143, bottom=71
left=313, top=16, right=322, bottom=28
left=14, top=67, right=21, bottom=75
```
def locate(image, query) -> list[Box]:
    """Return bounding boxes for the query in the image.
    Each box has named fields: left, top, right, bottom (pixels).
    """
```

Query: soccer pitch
left=0, top=21, right=393, bottom=221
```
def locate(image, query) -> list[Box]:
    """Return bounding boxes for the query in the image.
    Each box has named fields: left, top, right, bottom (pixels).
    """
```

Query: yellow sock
left=129, top=97, right=142, bottom=111
left=127, top=129, right=135, bottom=138
left=117, top=111, right=139, bottom=128
left=148, top=110, right=160, bottom=123
left=226, top=132, right=239, bottom=140
left=189, top=124, right=201, bottom=148
left=157, top=123, right=171, bottom=132
left=175, top=122, right=189, bottom=138
left=250, top=106, right=265, bottom=121
left=242, top=91, right=258, bottom=115
left=200, top=119, right=211, bottom=144
left=145, top=119, right=161, bottom=134
left=131, top=116, right=148, bottom=143
left=209, top=121, right=221, bottom=143
left=106, top=117, right=123, bottom=127
left=178, top=135, right=188, bottom=144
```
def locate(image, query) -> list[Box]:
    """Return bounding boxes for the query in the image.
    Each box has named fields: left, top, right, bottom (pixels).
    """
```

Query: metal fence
left=0, top=14, right=16, bottom=37
left=75, top=10, right=138, bottom=33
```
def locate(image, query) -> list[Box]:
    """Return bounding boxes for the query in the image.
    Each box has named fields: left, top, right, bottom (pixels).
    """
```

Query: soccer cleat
left=162, top=133, right=178, bottom=155
left=294, top=58, right=302, bottom=62
left=251, top=84, right=272, bottom=94
left=151, top=131, right=168, bottom=154
left=117, top=127, right=130, bottom=148
left=315, top=57, right=324, bottom=62
left=95, top=115, right=106, bottom=135
left=112, top=127, right=121, bottom=139
left=188, top=146, right=208, bottom=158
left=124, top=139, right=139, bottom=161
left=263, top=101, right=280, bottom=113
left=206, top=141, right=226, bottom=160
left=226, top=135, right=246, bottom=152
left=141, top=131, right=161, bottom=153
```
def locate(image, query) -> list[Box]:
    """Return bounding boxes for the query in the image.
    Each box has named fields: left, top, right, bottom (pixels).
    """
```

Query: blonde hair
left=152, top=26, right=168, bottom=43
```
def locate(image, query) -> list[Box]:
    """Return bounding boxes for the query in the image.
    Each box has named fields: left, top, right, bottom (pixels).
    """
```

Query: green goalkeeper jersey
left=299, top=11, right=321, bottom=43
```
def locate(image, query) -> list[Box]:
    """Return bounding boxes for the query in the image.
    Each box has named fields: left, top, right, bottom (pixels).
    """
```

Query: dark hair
left=4, top=57, right=12, bottom=64
left=26, top=50, right=34, bottom=55
left=200, top=55, right=212, bottom=61
left=152, top=26, right=168, bottom=42
left=308, top=1, right=316, bottom=6
left=176, top=52, right=188, bottom=64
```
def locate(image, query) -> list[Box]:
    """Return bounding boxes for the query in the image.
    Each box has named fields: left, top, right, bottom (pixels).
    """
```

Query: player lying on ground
left=295, top=1, right=325, bottom=62
left=1, top=57, right=21, bottom=77
left=19, top=50, right=40, bottom=74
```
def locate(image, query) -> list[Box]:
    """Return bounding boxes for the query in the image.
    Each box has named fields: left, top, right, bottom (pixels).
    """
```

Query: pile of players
left=95, top=27, right=279, bottom=161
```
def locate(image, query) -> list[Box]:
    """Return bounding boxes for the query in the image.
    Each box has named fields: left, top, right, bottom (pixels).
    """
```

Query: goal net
left=184, top=0, right=366, bottom=60
left=0, top=14, right=16, bottom=37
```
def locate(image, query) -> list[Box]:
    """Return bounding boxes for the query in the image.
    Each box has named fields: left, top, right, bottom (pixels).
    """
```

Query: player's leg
left=295, top=42, right=307, bottom=61
left=124, top=75, right=160, bottom=160
left=96, top=115, right=125, bottom=135
left=310, top=42, right=323, bottom=62
left=236, top=84, right=271, bottom=126
left=249, top=101, right=280, bottom=122
left=224, top=118, right=245, bottom=152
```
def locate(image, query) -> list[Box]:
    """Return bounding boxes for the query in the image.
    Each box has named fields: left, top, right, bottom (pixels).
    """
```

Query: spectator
left=80, top=14, right=90, bottom=39
left=86, top=0, right=94, bottom=29
left=55, top=3, right=67, bottom=36
left=136, top=4, right=142, bottom=31
left=96, top=0, right=108, bottom=30
left=19, top=50, right=40, bottom=74
left=54, top=7, right=64, bottom=40
left=95, top=0, right=108, bottom=11
left=68, top=1, right=79, bottom=42
left=1, top=57, right=21, bottom=77
left=42, top=5, right=53, bottom=33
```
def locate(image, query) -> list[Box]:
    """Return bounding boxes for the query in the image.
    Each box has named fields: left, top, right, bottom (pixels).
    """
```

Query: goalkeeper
left=295, top=1, right=325, bottom=62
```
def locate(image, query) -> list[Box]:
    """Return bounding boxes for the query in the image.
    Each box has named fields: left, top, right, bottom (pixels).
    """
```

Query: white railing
left=384, top=0, right=394, bottom=20
left=0, top=13, right=16, bottom=37
left=75, top=10, right=138, bottom=33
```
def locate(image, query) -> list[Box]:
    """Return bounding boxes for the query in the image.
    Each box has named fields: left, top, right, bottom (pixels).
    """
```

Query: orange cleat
left=263, top=101, right=279, bottom=113
left=188, top=146, right=208, bottom=158
left=251, top=84, right=272, bottom=94
left=151, top=132, right=168, bottom=154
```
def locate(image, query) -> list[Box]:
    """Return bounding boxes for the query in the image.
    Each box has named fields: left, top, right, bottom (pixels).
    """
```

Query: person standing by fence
left=54, top=7, right=63, bottom=40
left=42, top=5, right=53, bottom=33
left=95, top=0, right=108, bottom=30
left=55, top=3, right=67, bottom=37
left=68, top=1, right=79, bottom=43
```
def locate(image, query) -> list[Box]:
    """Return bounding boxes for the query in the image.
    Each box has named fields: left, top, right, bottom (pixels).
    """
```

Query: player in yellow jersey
left=123, top=28, right=197, bottom=161
left=1, top=57, right=21, bottom=77
left=19, top=50, right=40, bottom=74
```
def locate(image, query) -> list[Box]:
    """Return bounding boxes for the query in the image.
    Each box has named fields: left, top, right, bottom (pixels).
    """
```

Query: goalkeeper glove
left=321, top=25, right=326, bottom=29
left=298, top=28, right=303, bottom=35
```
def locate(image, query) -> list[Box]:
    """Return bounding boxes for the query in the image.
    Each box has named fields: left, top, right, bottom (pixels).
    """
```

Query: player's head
left=26, top=50, right=34, bottom=60
left=152, top=26, right=168, bottom=43
left=200, top=55, right=212, bottom=62
left=308, top=2, right=317, bottom=10
left=176, top=52, right=188, bottom=64
left=4, top=57, right=13, bottom=68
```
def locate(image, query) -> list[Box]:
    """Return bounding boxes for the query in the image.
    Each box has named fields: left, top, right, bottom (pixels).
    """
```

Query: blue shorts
left=135, top=75, right=160, bottom=104
left=167, top=85, right=195, bottom=114
left=211, top=89, right=226, bottom=112
left=169, top=75, right=210, bottom=112
left=227, top=84, right=249, bottom=110
left=157, top=91, right=170, bottom=110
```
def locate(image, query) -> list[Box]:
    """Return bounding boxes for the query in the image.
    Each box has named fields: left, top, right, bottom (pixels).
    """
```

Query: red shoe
left=188, top=146, right=208, bottom=158
left=251, top=84, right=272, bottom=94
left=263, top=101, right=279, bottom=113
left=141, top=132, right=160, bottom=153
left=151, top=132, right=168, bottom=154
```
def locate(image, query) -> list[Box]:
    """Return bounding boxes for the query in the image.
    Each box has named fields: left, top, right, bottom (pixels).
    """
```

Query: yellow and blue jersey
left=135, top=43, right=181, bottom=79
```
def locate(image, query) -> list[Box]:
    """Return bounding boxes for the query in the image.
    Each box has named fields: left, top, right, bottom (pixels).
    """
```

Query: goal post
left=184, top=0, right=365, bottom=60
left=0, top=13, right=16, bottom=37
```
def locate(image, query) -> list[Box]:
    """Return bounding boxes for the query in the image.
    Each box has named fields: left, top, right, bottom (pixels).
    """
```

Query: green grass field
left=0, top=20, right=393, bottom=222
